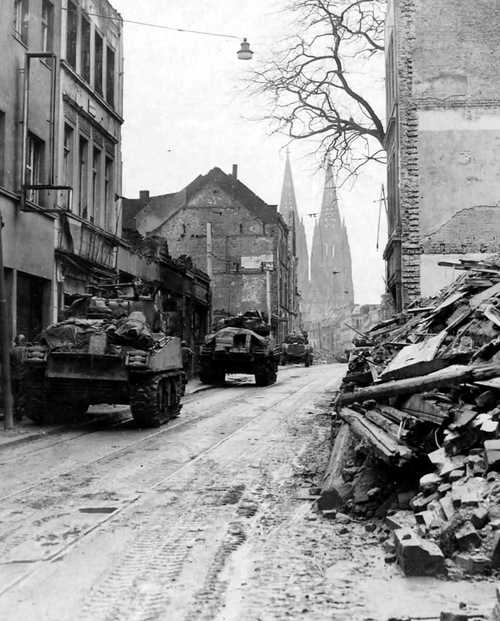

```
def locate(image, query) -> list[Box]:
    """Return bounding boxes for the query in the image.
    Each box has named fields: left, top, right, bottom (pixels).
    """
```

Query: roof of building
left=122, top=167, right=280, bottom=236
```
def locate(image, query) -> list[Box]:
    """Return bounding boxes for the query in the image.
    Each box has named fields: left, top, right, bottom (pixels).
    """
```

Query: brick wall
left=395, top=0, right=421, bottom=306
left=153, top=184, right=290, bottom=330
left=388, top=0, right=500, bottom=304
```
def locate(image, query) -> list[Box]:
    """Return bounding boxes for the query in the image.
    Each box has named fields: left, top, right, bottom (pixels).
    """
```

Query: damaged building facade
left=385, top=0, right=500, bottom=311
left=0, top=0, right=209, bottom=344
left=123, top=166, right=297, bottom=343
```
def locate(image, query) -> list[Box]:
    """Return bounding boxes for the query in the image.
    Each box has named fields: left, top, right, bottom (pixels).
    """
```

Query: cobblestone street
left=0, top=364, right=495, bottom=620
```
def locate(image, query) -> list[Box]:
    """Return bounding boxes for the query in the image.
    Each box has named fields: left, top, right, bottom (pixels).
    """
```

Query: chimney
left=232, top=164, right=238, bottom=179
left=139, top=190, right=150, bottom=202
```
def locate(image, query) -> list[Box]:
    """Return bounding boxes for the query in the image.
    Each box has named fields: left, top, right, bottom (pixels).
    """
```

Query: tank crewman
left=10, top=334, right=27, bottom=421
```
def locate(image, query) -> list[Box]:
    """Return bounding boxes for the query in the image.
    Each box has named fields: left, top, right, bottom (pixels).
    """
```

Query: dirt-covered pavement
left=0, top=363, right=495, bottom=620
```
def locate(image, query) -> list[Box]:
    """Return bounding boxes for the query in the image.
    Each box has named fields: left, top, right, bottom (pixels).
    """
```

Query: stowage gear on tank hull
left=22, top=297, right=185, bottom=428
left=199, top=325, right=280, bottom=387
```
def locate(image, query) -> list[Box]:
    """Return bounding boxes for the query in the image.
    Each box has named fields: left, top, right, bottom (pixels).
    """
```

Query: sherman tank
left=199, top=310, right=280, bottom=386
left=23, top=295, right=185, bottom=428
left=280, top=333, right=313, bottom=367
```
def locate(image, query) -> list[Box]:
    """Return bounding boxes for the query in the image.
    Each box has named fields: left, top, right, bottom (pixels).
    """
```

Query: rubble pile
left=324, top=257, right=500, bottom=577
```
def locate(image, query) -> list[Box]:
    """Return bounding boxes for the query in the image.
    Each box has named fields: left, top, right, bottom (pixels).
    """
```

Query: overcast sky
left=111, top=0, right=387, bottom=305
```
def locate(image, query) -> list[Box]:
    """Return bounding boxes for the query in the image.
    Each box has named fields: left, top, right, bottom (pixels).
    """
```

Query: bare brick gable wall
left=397, top=0, right=420, bottom=306
left=387, top=0, right=500, bottom=306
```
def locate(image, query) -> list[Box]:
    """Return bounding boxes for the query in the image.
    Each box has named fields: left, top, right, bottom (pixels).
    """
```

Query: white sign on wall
left=241, top=254, right=274, bottom=269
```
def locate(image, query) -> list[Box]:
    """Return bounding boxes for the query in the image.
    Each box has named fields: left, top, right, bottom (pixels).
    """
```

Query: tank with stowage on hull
left=199, top=310, right=280, bottom=386
left=280, top=332, right=313, bottom=367
left=23, top=294, right=185, bottom=428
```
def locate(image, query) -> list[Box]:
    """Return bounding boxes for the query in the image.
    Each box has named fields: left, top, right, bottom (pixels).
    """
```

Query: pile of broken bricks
left=319, top=256, right=500, bottom=578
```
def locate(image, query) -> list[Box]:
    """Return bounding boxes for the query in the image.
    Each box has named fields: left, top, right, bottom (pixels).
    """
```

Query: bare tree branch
left=248, top=0, right=386, bottom=180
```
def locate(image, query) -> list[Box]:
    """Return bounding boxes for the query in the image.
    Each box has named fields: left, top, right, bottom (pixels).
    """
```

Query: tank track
left=255, top=358, right=277, bottom=387
left=130, top=372, right=183, bottom=428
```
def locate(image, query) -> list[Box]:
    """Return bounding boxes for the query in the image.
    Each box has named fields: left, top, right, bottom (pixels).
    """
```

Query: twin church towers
left=278, top=153, right=354, bottom=345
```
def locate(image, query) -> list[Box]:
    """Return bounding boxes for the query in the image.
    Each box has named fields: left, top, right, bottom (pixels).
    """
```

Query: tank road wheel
left=131, top=374, right=182, bottom=428
left=255, top=359, right=277, bottom=387
left=130, top=375, right=164, bottom=428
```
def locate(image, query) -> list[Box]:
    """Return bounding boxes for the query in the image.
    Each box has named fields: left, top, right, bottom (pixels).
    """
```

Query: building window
left=106, top=46, right=115, bottom=107
left=78, top=136, right=88, bottom=217
left=81, top=16, right=91, bottom=82
left=94, top=32, right=103, bottom=95
left=26, top=133, right=44, bottom=204
left=0, top=111, right=5, bottom=186
left=41, top=0, right=53, bottom=52
left=14, top=0, right=29, bottom=44
left=104, top=156, right=113, bottom=230
left=63, top=123, right=74, bottom=186
left=66, top=1, right=78, bottom=70
left=91, top=147, right=101, bottom=224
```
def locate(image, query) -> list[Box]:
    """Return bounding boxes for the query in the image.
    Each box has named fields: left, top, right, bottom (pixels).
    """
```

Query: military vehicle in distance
left=199, top=310, right=280, bottom=386
left=23, top=295, right=185, bottom=428
left=280, top=333, right=313, bottom=367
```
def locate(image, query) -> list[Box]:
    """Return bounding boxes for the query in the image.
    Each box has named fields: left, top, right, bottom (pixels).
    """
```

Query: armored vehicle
left=199, top=311, right=280, bottom=386
left=23, top=296, right=185, bottom=428
left=280, top=333, right=313, bottom=367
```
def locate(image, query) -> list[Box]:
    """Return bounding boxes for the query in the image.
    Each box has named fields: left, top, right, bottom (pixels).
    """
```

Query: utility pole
left=206, top=222, right=213, bottom=327
left=0, top=213, right=13, bottom=429
left=265, top=266, right=272, bottom=327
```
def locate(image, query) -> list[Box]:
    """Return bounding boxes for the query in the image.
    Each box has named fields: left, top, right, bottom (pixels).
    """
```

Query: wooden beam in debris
left=399, top=393, right=451, bottom=425
left=470, top=282, right=500, bottom=308
left=318, top=423, right=353, bottom=511
left=364, top=408, right=406, bottom=442
left=338, top=364, right=500, bottom=407
left=379, top=330, right=448, bottom=381
left=340, top=407, right=414, bottom=466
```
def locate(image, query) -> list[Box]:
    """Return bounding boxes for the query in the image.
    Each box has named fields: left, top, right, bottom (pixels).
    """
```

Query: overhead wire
left=62, top=8, right=241, bottom=40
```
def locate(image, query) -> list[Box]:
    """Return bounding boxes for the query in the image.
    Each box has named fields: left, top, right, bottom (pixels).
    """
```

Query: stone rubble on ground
left=319, top=257, right=500, bottom=580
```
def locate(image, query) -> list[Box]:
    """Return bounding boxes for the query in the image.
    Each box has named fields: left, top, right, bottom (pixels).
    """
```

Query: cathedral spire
left=279, top=150, right=298, bottom=226
left=307, top=165, right=354, bottom=315
left=278, top=151, right=310, bottom=316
